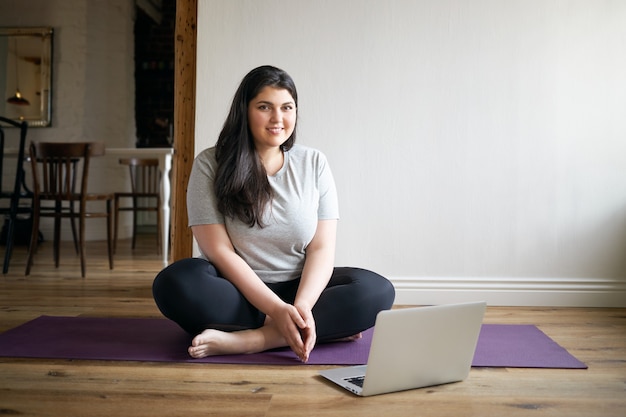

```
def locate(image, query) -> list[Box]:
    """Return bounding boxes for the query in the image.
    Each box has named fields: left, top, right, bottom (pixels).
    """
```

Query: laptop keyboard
left=344, top=376, right=365, bottom=388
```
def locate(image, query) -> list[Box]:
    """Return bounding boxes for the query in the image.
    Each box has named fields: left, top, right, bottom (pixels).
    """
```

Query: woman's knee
left=152, top=258, right=213, bottom=309
left=153, top=258, right=212, bottom=290
left=331, top=267, right=395, bottom=308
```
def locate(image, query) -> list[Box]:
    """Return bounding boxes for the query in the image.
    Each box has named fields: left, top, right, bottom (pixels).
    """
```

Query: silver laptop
left=319, top=301, right=486, bottom=396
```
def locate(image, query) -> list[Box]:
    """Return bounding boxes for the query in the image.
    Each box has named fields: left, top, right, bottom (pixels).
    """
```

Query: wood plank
left=0, top=389, right=271, bottom=417
left=1, top=239, right=625, bottom=417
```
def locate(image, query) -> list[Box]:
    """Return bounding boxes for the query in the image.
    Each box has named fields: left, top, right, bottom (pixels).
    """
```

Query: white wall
left=196, top=0, right=626, bottom=307
left=0, top=0, right=136, bottom=240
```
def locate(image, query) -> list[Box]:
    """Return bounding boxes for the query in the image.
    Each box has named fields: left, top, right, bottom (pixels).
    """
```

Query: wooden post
left=171, top=0, right=197, bottom=261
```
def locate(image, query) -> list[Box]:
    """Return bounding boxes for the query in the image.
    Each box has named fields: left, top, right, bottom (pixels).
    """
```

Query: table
left=6, top=146, right=175, bottom=266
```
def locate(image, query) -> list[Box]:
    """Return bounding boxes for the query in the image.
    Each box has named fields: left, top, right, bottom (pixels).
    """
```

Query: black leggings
left=152, top=258, right=395, bottom=341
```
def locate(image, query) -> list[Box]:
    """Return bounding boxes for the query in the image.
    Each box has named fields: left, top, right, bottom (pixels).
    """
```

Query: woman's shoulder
left=286, top=144, right=332, bottom=178
left=289, top=144, right=328, bottom=161
left=191, top=146, right=218, bottom=177
left=195, top=146, right=217, bottom=160
left=193, top=146, right=218, bottom=166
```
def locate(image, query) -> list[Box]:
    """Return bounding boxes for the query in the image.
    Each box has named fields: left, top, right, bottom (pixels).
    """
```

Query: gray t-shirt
left=187, top=144, right=339, bottom=283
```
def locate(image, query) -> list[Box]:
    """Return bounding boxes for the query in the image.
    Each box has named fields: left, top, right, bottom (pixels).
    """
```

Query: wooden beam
left=171, top=0, right=197, bottom=261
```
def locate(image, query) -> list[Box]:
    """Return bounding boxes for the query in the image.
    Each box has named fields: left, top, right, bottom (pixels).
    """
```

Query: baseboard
left=391, top=276, right=626, bottom=307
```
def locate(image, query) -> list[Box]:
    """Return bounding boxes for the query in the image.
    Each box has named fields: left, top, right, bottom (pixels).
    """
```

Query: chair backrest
left=119, top=158, right=160, bottom=195
left=29, top=142, right=105, bottom=202
left=0, top=116, right=29, bottom=198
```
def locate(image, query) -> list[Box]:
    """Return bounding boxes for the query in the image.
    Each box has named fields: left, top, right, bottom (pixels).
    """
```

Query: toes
left=188, top=346, right=204, bottom=359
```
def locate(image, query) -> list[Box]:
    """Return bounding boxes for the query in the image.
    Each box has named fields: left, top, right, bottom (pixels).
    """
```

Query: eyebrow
left=254, top=100, right=295, bottom=106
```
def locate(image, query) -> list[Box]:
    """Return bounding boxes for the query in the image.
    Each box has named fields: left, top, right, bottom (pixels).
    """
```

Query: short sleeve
left=186, top=147, right=225, bottom=226
left=316, top=152, right=339, bottom=220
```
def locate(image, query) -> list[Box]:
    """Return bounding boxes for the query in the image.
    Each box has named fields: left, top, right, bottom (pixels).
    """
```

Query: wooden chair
left=25, top=142, right=114, bottom=277
left=0, top=116, right=33, bottom=273
left=114, top=158, right=161, bottom=254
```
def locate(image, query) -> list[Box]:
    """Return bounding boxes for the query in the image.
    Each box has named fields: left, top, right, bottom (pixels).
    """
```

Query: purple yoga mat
left=0, top=316, right=587, bottom=368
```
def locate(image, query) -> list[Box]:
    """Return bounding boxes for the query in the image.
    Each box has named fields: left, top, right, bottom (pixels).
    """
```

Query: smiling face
left=247, top=86, right=297, bottom=153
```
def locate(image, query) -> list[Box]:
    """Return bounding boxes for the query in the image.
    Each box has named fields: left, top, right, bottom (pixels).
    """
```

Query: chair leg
left=113, top=196, right=119, bottom=254
left=69, top=202, right=79, bottom=255
left=78, top=207, right=86, bottom=278
left=131, top=198, right=138, bottom=250
left=25, top=206, right=41, bottom=276
left=106, top=199, right=114, bottom=270
left=2, top=217, right=16, bottom=274
left=53, top=212, right=62, bottom=269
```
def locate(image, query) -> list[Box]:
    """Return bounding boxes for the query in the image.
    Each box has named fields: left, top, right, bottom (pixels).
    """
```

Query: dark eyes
left=256, top=104, right=294, bottom=111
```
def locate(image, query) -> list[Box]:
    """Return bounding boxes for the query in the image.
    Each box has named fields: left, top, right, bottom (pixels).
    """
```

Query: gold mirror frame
left=0, top=27, right=53, bottom=127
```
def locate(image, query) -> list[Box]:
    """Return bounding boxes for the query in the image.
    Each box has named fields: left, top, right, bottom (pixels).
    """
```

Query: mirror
left=0, top=27, right=53, bottom=127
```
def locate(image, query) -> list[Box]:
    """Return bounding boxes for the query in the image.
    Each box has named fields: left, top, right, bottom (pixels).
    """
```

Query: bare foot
left=188, top=326, right=286, bottom=359
left=188, top=329, right=241, bottom=358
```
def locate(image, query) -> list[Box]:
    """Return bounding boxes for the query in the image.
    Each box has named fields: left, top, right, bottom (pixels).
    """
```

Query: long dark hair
left=214, top=65, right=298, bottom=227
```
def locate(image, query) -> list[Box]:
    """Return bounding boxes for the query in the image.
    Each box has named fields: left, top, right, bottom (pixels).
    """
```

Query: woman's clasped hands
left=270, top=302, right=316, bottom=362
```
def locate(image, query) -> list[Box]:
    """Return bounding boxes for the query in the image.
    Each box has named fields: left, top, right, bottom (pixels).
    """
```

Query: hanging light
left=7, top=90, right=30, bottom=106
left=6, top=39, right=30, bottom=106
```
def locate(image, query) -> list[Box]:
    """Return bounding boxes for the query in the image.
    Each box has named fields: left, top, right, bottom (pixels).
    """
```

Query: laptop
left=318, top=301, right=486, bottom=396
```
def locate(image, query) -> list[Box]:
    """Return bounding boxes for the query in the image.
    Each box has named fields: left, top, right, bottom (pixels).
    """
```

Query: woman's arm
left=191, top=223, right=309, bottom=359
left=192, top=224, right=280, bottom=313
left=294, top=219, right=338, bottom=357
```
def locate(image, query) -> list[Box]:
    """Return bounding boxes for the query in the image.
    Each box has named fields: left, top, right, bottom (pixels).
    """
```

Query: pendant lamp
left=6, top=39, right=30, bottom=106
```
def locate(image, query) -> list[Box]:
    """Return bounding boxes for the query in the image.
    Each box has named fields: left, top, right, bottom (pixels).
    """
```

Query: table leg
left=158, top=154, right=172, bottom=266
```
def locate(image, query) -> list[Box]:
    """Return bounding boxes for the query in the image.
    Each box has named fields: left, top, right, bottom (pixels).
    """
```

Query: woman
left=152, top=65, right=395, bottom=362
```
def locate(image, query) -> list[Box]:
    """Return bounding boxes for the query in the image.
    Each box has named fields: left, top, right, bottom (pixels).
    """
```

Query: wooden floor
left=1, top=237, right=625, bottom=416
